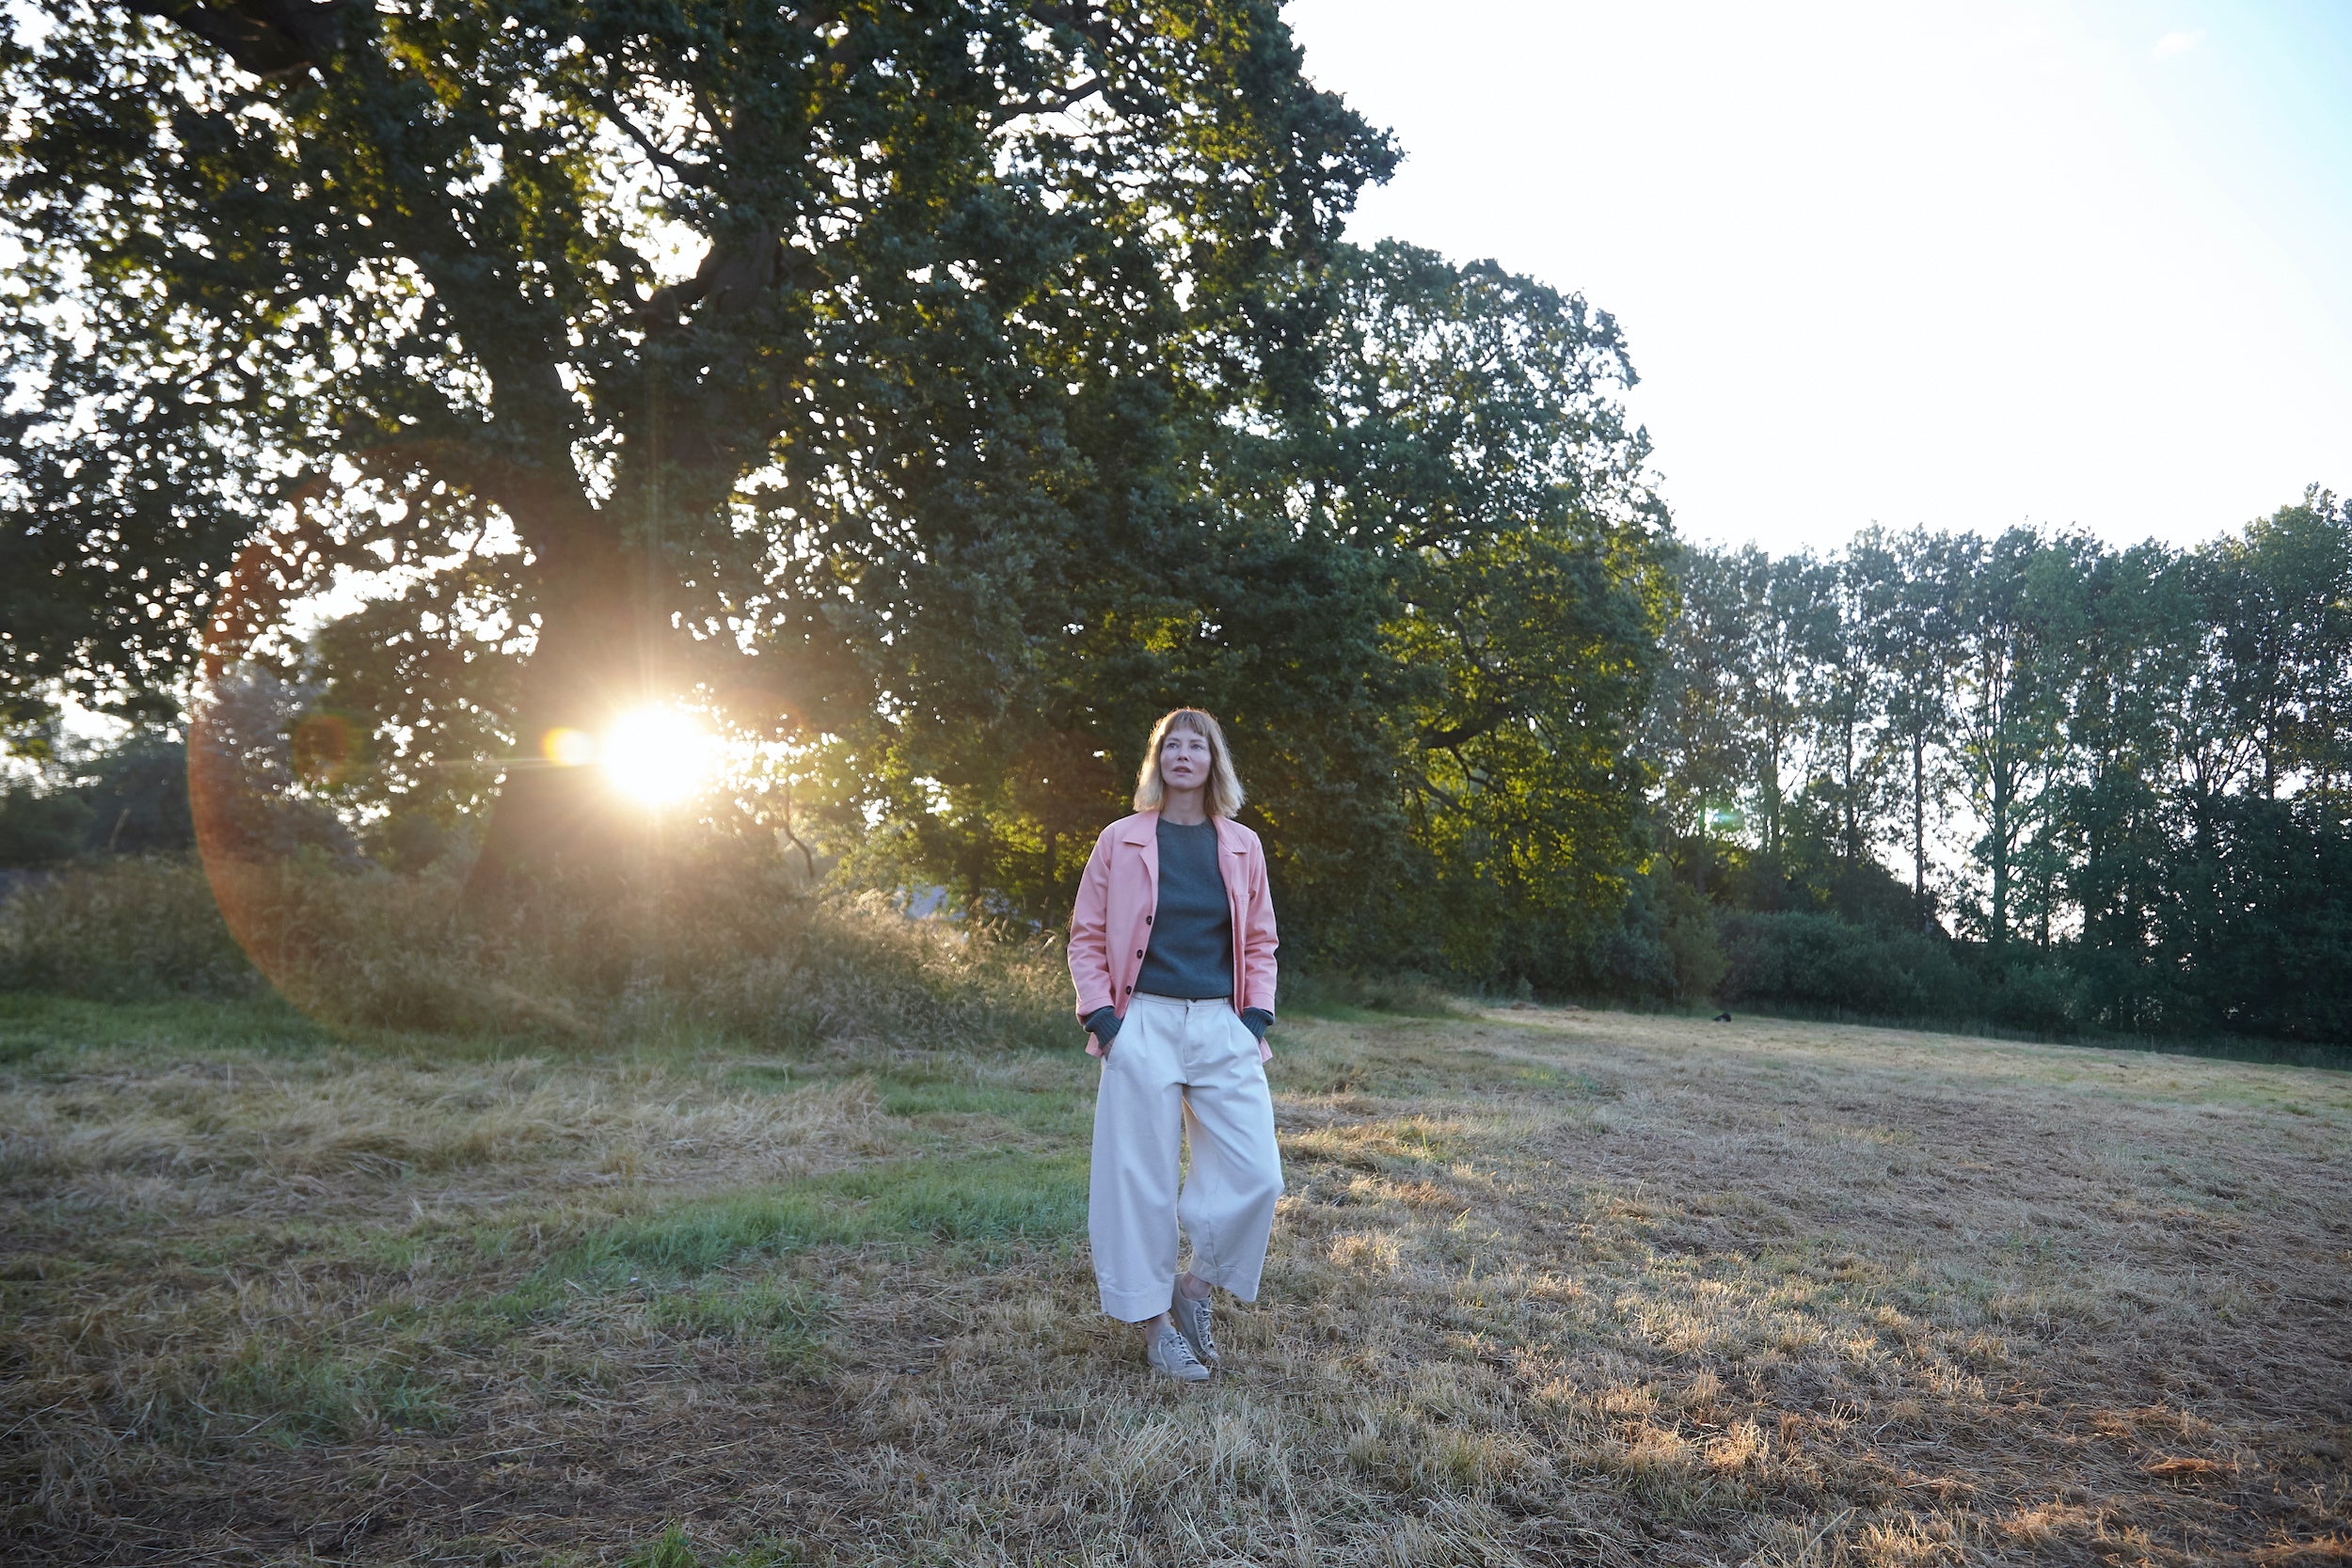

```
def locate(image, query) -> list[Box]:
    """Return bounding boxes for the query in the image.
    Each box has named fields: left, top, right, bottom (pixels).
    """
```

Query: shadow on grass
left=1666, top=997, right=2352, bottom=1072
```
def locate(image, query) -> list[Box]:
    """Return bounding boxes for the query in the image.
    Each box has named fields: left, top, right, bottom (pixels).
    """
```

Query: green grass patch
left=0, top=990, right=335, bottom=1067
left=619, top=1523, right=809, bottom=1568
left=822, top=1148, right=1088, bottom=1242
left=724, top=1061, right=804, bottom=1093
left=650, top=1277, right=831, bottom=1370
left=871, top=1076, right=1089, bottom=1136
left=176, top=1341, right=453, bottom=1449
left=535, top=1150, right=1086, bottom=1289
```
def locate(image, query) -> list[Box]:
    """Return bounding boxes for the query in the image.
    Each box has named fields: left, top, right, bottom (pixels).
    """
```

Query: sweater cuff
left=1084, top=1006, right=1121, bottom=1044
left=1239, top=1006, right=1273, bottom=1041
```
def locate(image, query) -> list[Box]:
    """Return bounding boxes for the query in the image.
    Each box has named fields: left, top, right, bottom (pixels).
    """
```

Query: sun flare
left=599, top=707, right=717, bottom=806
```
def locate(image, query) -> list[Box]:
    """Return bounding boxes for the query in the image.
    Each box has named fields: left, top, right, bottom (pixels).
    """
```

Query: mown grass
left=3, top=991, right=2347, bottom=1566
left=545, top=1149, right=1088, bottom=1279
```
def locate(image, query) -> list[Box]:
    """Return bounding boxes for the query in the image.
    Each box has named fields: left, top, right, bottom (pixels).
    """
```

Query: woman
left=1067, top=708, right=1282, bottom=1382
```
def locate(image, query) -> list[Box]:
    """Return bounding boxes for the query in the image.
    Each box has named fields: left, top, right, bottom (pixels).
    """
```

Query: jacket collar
left=1120, top=809, right=1240, bottom=849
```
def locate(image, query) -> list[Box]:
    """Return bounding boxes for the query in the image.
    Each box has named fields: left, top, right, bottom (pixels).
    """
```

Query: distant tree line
left=1645, top=490, right=2352, bottom=1043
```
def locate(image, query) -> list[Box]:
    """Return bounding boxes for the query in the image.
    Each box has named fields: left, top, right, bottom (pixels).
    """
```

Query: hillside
left=3, top=996, right=2345, bottom=1565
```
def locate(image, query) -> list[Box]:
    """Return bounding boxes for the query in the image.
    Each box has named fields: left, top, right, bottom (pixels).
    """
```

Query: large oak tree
left=1, top=0, right=1391, bottom=883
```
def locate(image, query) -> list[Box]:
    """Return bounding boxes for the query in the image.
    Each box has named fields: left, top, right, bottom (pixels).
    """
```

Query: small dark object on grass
left=1714, top=1011, right=1733, bottom=1022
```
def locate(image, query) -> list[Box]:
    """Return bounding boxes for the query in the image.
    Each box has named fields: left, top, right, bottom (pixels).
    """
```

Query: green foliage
left=0, top=0, right=1394, bottom=876
left=1656, top=489, right=2352, bottom=1045
left=834, top=239, right=1674, bottom=981
left=1715, top=911, right=1972, bottom=1022
left=0, top=787, right=89, bottom=866
left=0, top=729, right=195, bottom=868
left=3, top=0, right=1671, bottom=984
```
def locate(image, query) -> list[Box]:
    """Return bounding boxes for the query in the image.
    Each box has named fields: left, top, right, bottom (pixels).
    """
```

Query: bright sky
left=1285, top=0, right=2352, bottom=555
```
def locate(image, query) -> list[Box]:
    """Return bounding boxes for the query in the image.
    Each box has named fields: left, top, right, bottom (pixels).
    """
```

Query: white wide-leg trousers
left=1089, top=994, right=1284, bottom=1322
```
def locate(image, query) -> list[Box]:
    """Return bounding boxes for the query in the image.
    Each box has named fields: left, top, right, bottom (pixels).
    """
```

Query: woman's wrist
left=1085, top=1006, right=1121, bottom=1043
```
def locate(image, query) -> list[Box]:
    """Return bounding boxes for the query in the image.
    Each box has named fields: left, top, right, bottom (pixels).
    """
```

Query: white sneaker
left=1169, top=1290, right=1220, bottom=1370
left=1146, top=1323, right=1210, bottom=1383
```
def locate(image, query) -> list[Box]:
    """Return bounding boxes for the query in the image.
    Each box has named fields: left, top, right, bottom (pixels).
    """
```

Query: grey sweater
left=1135, top=817, right=1232, bottom=1001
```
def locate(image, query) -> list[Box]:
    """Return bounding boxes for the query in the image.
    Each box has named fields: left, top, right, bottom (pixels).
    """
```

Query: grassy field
left=3, top=992, right=2347, bottom=1566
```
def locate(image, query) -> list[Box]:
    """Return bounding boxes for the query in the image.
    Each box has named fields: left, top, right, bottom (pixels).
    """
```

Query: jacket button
left=1136, top=949, right=1145, bottom=958
left=1145, top=915, right=1152, bottom=924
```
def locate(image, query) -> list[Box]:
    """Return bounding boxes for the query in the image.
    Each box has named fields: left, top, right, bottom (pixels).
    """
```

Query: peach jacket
left=1067, top=811, right=1279, bottom=1061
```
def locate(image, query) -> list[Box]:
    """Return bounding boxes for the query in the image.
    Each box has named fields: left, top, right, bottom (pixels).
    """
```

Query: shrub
left=0, top=853, right=1068, bottom=1051
left=0, top=789, right=93, bottom=866
left=1714, top=910, right=1973, bottom=1022
left=0, top=856, right=259, bottom=999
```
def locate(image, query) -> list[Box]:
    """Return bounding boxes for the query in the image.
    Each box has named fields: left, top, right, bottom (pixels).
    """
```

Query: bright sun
left=599, top=707, right=717, bottom=806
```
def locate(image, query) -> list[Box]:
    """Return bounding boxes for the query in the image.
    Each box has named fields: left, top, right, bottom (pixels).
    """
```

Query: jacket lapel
left=1212, top=817, right=1250, bottom=1003
left=1124, top=811, right=1159, bottom=903
left=1211, top=816, right=1247, bottom=926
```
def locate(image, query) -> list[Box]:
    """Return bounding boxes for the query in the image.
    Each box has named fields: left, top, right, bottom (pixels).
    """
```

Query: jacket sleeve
left=1068, top=828, right=1116, bottom=1020
left=1240, top=838, right=1279, bottom=1015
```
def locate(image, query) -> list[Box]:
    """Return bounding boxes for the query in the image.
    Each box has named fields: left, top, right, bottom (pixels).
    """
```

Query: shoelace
left=1156, top=1326, right=1205, bottom=1373
left=1184, top=1300, right=1217, bottom=1363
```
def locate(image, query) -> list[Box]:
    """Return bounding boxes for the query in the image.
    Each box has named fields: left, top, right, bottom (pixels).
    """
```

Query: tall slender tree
left=1645, top=544, right=1755, bottom=895
left=1806, top=544, right=1888, bottom=862
left=1944, top=530, right=2086, bottom=951
left=1740, top=548, right=1829, bottom=860
left=1855, top=527, right=1962, bottom=922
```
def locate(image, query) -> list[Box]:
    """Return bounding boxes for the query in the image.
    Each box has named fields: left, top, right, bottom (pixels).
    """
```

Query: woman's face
left=1159, top=727, right=1213, bottom=791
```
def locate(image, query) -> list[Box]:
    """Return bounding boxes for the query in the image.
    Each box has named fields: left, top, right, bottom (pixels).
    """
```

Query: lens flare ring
left=542, top=727, right=597, bottom=768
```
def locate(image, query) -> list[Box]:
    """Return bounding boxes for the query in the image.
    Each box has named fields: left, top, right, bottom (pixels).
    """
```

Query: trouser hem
left=1185, top=1259, right=1261, bottom=1302
left=1100, top=1286, right=1175, bottom=1323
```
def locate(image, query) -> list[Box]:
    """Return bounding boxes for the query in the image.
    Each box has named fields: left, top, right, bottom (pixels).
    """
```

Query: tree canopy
left=3, top=0, right=1390, bottom=868
left=4, top=0, right=1674, bottom=967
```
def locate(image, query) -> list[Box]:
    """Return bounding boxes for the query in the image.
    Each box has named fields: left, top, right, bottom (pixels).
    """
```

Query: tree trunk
left=1988, top=766, right=2010, bottom=953
left=1840, top=714, right=1858, bottom=859
left=465, top=527, right=661, bottom=901
left=1912, top=730, right=1928, bottom=927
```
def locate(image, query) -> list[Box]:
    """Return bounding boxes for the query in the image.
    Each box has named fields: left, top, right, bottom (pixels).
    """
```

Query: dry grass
left=2, top=995, right=2346, bottom=1565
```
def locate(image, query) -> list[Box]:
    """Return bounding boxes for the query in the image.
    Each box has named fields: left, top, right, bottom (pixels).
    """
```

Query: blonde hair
left=1133, top=708, right=1247, bottom=817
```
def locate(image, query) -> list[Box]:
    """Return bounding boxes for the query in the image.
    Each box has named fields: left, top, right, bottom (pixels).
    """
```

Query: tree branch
left=596, top=72, right=714, bottom=191
left=114, top=0, right=347, bottom=79
left=992, top=77, right=1104, bottom=126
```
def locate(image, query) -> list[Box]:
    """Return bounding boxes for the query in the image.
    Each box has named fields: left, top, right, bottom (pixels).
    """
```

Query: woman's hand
left=1085, top=1006, right=1122, bottom=1053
